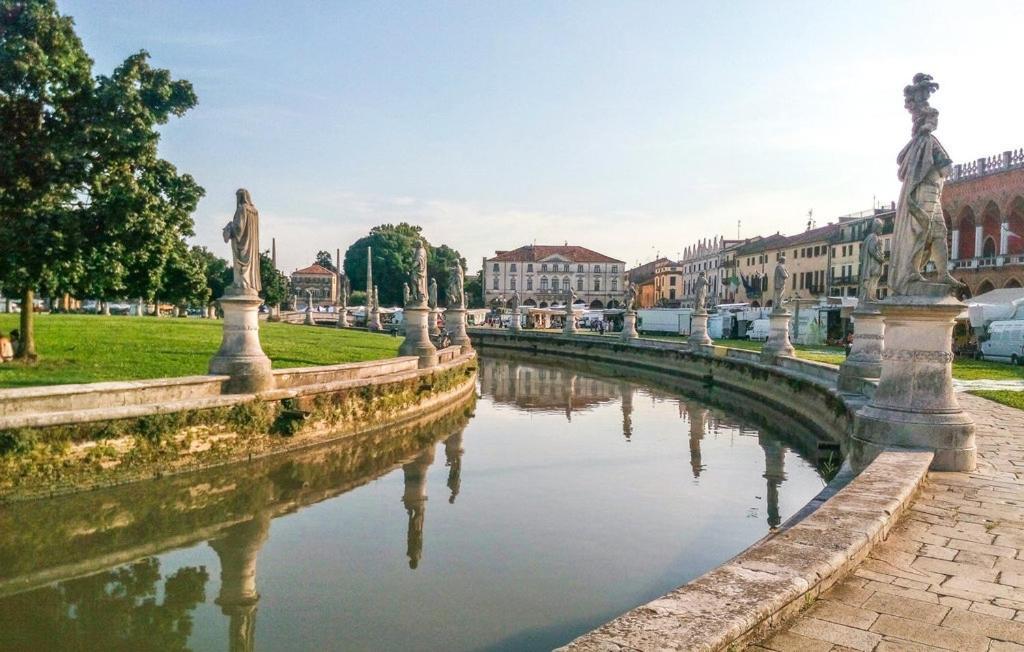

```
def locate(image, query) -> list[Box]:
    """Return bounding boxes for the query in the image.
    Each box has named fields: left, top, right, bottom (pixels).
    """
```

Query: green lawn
left=0, top=314, right=400, bottom=388
left=970, top=390, right=1024, bottom=410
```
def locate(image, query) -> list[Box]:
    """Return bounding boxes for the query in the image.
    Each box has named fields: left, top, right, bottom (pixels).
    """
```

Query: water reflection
left=0, top=357, right=831, bottom=652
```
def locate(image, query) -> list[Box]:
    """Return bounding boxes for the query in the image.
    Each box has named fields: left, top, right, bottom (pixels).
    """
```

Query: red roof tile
left=292, top=263, right=335, bottom=276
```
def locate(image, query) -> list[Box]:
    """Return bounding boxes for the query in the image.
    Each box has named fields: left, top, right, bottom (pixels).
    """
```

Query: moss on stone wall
left=0, top=359, right=477, bottom=502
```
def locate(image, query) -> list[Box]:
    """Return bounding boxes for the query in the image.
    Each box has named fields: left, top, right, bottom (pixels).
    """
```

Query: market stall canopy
left=966, top=288, right=1024, bottom=328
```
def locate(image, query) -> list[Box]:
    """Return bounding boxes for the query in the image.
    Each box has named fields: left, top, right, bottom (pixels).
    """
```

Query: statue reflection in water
left=758, top=433, right=787, bottom=529
left=620, top=383, right=634, bottom=441
left=402, top=447, right=436, bottom=569
left=686, top=402, right=707, bottom=479
left=445, top=430, right=464, bottom=503
left=208, top=508, right=272, bottom=652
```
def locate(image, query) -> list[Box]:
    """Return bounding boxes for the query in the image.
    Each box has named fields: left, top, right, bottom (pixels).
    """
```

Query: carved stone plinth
left=852, top=295, right=975, bottom=471
left=760, top=310, right=795, bottom=361
left=368, top=307, right=382, bottom=331
left=303, top=307, right=315, bottom=326
left=337, top=309, right=350, bottom=328
left=510, top=308, right=522, bottom=333
left=399, top=306, right=438, bottom=368
left=563, top=310, right=577, bottom=335
left=444, top=308, right=472, bottom=353
left=689, top=310, right=712, bottom=349
left=621, top=311, right=638, bottom=340
left=210, top=292, right=274, bottom=394
left=838, top=308, right=884, bottom=391
left=429, top=309, right=441, bottom=337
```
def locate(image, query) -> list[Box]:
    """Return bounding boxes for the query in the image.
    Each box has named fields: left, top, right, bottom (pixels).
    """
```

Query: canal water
left=0, top=357, right=828, bottom=651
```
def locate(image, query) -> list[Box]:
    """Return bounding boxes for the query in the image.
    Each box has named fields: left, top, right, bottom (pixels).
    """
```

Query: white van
left=747, top=319, right=771, bottom=342
left=980, top=320, right=1024, bottom=365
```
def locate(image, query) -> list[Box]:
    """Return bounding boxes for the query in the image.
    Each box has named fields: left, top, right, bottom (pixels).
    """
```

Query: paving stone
left=823, top=583, right=874, bottom=608
left=874, top=639, right=948, bottom=652
left=970, top=600, right=1016, bottom=619
left=806, top=599, right=878, bottom=630
left=789, top=617, right=881, bottom=652
left=869, top=614, right=989, bottom=651
left=759, top=630, right=834, bottom=652
left=946, top=538, right=1018, bottom=558
left=919, top=544, right=958, bottom=561
left=943, top=576, right=1024, bottom=601
left=861, top=580, right=940, bottom=604
left=943, top=607, right=1024, bottom=644
left=861, top=592, right=950, bottom=625
left=953, top=549, right=998, bottom=567
left=989, top=641, right=1024, bottom=652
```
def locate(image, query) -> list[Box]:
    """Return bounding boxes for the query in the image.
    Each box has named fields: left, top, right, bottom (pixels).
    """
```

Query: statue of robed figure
left=428, top=278, right=438, bottom=310
left=408, top=240, right=428, bottom=307
left=858, top=219, right=885, bottom=303
left=694, top=270, right=709, bottom=312
left=772, top=254, right=789, bottom=310
left=889, top=74, right=959, bottom=295
left=626, top=282, right=638, bottom=311
left=223, top=189, right=261, bottom=294
left=508, top=290, right=520, bottom=311
left=447, top=264, right=465, bottom=309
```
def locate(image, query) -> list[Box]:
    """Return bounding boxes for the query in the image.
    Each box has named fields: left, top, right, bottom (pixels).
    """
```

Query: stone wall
left=0, top=348, right=477, bottom=502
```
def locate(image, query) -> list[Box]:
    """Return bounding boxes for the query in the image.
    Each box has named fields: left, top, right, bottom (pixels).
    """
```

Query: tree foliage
left=314, top=250, right=336, bottom=272
left=0, top=1, right=201, bottom=357
left=464, top=269, right=485, bottom=308
left=259, top=251, right=289, bottom=307
left=342, top=223, right=466, bottom=307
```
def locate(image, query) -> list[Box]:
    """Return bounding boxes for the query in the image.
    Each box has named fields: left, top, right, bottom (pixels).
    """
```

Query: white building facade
left=483, top=245, right=627, bottom=309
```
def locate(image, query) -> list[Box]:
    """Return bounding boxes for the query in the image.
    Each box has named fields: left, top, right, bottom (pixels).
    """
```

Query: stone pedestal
left=852, top=295, right=975, bottom=472
left=210, top=292, right=274, bottom=394
left=444, top=308, right=472, bottom=353
left=760, top=310, right=795, bottom=361
left=563, top=309, right=577, bottom=335
left=621, top=311, right=639, bottom=340
left=689, top=310, right=712, bottom=349
left=399, top=305, right=438, bottom=368
left=510, top=308, right=522, bottom=333
left=368, top=307, right=382, bottom=331
left=429, top=309, right=441, bottom=337
left=337, top=308, right=350, bottom=328
left=838, top=307, right=884, bottom=392
left=303, top=306, right=315, bottom=325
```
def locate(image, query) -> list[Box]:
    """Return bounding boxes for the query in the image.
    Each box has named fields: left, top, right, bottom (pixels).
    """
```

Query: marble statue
left=447, top=264, right=465, bottom=309
left=890, top=73, right=959, bottom=295
left=428, top=278, right=438, bottom=309
left=509, top=290, right=520, bottom=311
left=409, top=240, right=428, bottom=306
left=694, top=270, right=709, bottom=312
left=222, top=189, right=261, bottom=294
left=305, top=289, right=313, bottom=307
left=858, top=218, right=886, bottom=303
left=373, top=286, right=380, bottom=310
left=566, top=288, right=577, bottom=311
left=626, top=282, right=638, bottom=311
left=403, top=283, right=411, bottom=307
left=772, top=254, right=789, bottom=309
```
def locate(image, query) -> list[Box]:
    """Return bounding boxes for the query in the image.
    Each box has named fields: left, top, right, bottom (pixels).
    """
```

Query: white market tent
left=966, top=289, right=1024, bottom=329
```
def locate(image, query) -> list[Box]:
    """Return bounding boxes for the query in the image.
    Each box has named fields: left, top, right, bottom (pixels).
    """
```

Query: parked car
left=746, top=318, right=770, bottom=342
left=979, top=320, right=1024, bottom=365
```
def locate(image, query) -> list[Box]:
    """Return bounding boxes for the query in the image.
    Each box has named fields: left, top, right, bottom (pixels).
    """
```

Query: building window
left=527, top=277, right=533, bottom=290
left=563, top=264, right=569, bottom=272
left=670, top=276, right=677, bottom=286
left=510, top=277, right=516, bottom=290
left=540, top=277, right=549, bottom=290
left=576, top=278, right=583, bottom=291
left=492, top=277, right=499, bottom=290
left=563, top=276, right=570, bottom=290
left=552, top=277, right=560, bottom=291
left=611, top=265, right=618, bottom=272
left=527, top=263, right=533, bottom=272
left=594, top=265, right=601, bottom=273
left=594, top=278, right=601, bottom=291
left=541, top=264, right=548, bottom=271
left=577, top=264, right=584, bottom=273
left=510, top=263, right=517, bottom=273
left=492, top=263, right=499, bottom=272
left=611, top=278, right=617, bottom=291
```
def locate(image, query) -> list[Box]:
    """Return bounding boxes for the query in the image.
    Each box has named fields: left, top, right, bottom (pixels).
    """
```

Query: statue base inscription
left=760, top=310, right=795, bottom=361
left=838, top=307, right=884, bottom=392
left=689, top=310, right=712, bottom=349
left=444, top=308, right=472, bottom=353
left=851, top=295, right=975, bottom=472
left=210, top=291, right=274, bottom=394
left=399, top=306, right=438, bottom=368
left=621, top=311, right=638, bottom=340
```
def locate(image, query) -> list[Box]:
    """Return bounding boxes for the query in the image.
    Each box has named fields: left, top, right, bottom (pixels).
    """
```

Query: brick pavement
left=751, top=393, right=1024, bottom=651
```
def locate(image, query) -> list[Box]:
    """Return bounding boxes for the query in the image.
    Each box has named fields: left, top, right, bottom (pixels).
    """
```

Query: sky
left=61, top=0, right=1024, bottom=273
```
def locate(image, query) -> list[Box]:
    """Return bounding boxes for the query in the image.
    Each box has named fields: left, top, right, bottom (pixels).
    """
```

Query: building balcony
left=828, top=274, right=860, bottom=286
left=952, top=255, right=1024, bottom=270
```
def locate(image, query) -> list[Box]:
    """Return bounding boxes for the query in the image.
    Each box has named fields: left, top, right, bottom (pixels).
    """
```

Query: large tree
left=342, top=223, right=466, bottom=307
left=259, top=251, right=289, bottom=308
left=0, top=2, right=200, bottom=358
left=314, top=250, right=336, bottom=272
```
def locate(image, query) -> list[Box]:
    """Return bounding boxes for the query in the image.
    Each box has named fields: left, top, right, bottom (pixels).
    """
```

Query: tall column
left=621, top=310, right=638, bottom=340
left=760, top=307, right=795, bottom=361
left=402, top=447, right=435, bottom=569
left=974, top=225, right=983, bottom=257
left=1001, top=222, right=1010, bottom=256
left=444, top=308, right=471, bottom=352
left=950, top=230, right=960, bottom=261
left=838, top=306, right=885, bottom=391
left=210, top=290, right=274, bottom=393
left=209, top=511, right=271, bottom=652
left=689, top=309, right=712, bottom=349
